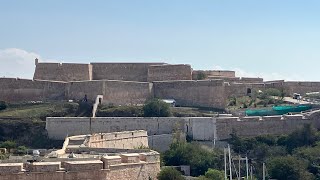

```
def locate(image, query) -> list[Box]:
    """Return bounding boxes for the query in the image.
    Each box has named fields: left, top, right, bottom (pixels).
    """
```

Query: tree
left=143, top=99, right=171, bottom=117
left=285, top=124, right=318, bottom=152
left=157, top=167, right=184, bottom=180
left=0, top=140, right=17, bottom=153
left=204, top=169, right=224, bottom=180
left=162, top=142, right=223, bottom=176
left=267, top=156, right=314, bottom=180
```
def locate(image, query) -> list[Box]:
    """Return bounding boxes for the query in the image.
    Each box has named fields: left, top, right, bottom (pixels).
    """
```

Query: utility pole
left=224, top=148, right=227, bottom=180
left=228, top=145, right=232, bottom=180
left=238, top=155, right=241, bottom=180
left=263, top=163, right=266, bottom=180
left=246, top=156, right=249, bottom=180
left=250, top=165, right=253, bottom=180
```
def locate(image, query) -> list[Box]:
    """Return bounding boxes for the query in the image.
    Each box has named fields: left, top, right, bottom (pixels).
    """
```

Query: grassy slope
left=0, top=101, right=91, bottom=148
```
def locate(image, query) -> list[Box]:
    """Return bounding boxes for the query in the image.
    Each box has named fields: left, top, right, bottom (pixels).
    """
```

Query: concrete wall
left=147, top=64, right=192, bottom=81
left=0, top=78, right=66, bottom=102
left=34, top=63, right=92, bottom=82
left=46, top=117, right=186, bottom=140
left=153, top=80, right=226, bottom=109
left=88, top=131, right=148, bottom=149
left=91, top=63, right=164, bottom=82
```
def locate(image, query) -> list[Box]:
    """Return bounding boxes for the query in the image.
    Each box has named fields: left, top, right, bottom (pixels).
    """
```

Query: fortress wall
left=34, top=63, right=92, bottom=82
left=46, top=111, right=320, bottom=141
left=192, top=70, right=236, bottom=80
left=215, top=115, right=313, bottom=140
left=153, top=80, right=226, bottom=109
left=147, top=64, right=192, bottom=81
left=0, top=78, right=66, bottom=102
left=284, top=81, right=320, bottom=95
left=225, top=83, right=266, bottom=98
left=91, top=63, right=164, bottom=82
left=66, top=80, right=104, bottom=101
left=103, top=81, right=153, bottom=105
left=0, top=153, right=160, bottom=180
left=88, top=130, right=148, bottom=149
left=46, top=117, right=186, bottom=140
left=46, top=117, right=91, bottom=139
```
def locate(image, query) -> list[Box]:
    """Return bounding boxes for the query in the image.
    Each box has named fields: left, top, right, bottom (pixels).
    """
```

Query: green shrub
left=143, top=99, right=171, bottom=117
left=0, top=101, right=7, bottom=111
left=157, top=167, right=184, bottom=180
left=204, top=169, right=224, bottom=180
left=163, top=142, right=223, bottom=176
left=197, top=72, right=207, bottom=80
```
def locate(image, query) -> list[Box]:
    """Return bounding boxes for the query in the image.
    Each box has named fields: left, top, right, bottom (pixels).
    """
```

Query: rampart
left=90, top=63, right=164, bottom=82
left=0, top=78, right=66, bottom=102
left=153, top=80, right=226, bottom=109
left=147, top=64, right=192, bottom=81
left=284, top=81, right=320, bottom=95
left=46, top=110, right=320, bottom=141
left=0, top=152, right=160, bottom=180
left=46, top=117, right=186, bottom=140
left=34, top=63, right=92, bottom=81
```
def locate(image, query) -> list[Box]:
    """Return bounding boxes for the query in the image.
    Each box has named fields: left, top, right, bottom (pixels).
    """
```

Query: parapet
left=63, top=160, right=103, bottom=171
left=26, top=162, right=61, bottom=172
left=0, top=151, right=160, bottom=175
left=0, top=163, right=23, bottom=174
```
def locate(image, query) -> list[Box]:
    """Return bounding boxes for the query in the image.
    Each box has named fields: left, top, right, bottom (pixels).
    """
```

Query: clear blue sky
left=0, top=0, right=319, bottom=80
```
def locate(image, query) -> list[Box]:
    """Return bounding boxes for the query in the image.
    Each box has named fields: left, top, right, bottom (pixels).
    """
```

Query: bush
left=196, top=72, right=207, bottom=80
left=0, top=140, right=16, bottom=153
left=157, top=167, right=184, bottom=180
left=0, top=101, right=7, bottom=111
left=15, top=146, right=27, bottom=155
left=143, top=99, right=171, bottom=117
left=163, top=142, right=223, bottom=176
left=204, top=169, right=224, bottom=180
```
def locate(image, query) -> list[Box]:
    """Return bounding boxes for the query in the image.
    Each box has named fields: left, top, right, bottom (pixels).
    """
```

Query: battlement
left=0, top=152, right=160, bottom=180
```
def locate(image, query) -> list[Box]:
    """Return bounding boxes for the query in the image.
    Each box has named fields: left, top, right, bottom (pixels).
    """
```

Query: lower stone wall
left=46, top=111, right=320, bottom=141
left=46, top=117, right=186, bottom=140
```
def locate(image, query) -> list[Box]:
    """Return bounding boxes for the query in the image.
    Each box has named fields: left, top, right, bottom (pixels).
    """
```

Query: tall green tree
left=267, top=156, right=314, bottom=180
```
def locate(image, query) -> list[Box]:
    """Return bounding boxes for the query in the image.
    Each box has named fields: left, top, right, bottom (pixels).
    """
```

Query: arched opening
left=247, top=88, right=252, bottom=95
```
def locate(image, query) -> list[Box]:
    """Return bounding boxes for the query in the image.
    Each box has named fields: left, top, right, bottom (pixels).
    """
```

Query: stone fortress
left=2, top=59, right=320, bottom=179
left=1, top=59, right=320, bottom=109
